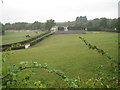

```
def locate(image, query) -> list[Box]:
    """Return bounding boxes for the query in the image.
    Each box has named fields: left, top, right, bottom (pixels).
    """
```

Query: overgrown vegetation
left=79, top=36, right=118, bottom=88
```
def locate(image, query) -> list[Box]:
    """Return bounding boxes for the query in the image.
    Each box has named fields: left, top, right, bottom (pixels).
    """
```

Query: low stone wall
left=54, top=30, right=86, bottom=34
left=105, top=30, right=119, bottom=33
left=1, top=32, right=54, bottom=51
left=0, top=31, right=50, bottom=48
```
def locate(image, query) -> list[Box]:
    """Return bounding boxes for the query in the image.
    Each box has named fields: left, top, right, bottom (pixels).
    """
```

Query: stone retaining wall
left=54, top=30, right=86, bottom=34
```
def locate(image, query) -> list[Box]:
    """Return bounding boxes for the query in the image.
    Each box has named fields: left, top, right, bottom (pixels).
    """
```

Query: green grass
left=1, top=31, right=44, bottom=45
left=2, top=31, right=118, bottom=87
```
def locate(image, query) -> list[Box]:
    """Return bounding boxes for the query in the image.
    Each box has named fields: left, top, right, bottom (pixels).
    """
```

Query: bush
left=58, top=27, right=64, bottom=30
left=87, top=26, right=101, bottom=31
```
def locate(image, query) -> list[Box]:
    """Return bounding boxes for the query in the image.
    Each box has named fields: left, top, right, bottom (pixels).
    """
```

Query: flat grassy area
left=1, top=31, right=44, bottom=45
left=2, top=32, right=118, bottom=87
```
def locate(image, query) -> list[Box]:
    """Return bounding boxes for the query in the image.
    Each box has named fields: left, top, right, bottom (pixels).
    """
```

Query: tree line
left=85, top=17, right=118, bottom=31
left=2, top=19, right=55, bottom=31
left=0, top=19, right=55, bottom=35
left=0, top=17, right=119, bottom=35
left=57, top=17, right=119, bottom=32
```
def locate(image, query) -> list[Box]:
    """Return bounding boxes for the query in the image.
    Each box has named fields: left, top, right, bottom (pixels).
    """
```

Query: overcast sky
left=0, top=0, right=119, bottom=24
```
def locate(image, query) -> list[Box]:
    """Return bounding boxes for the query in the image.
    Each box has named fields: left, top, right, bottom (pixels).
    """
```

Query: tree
left=45, top=19, right=56, bottom=30
left=2, top=24, right=5, bottom=35
left=0, top=23, right=2, bottom=35
left=31, top=21, right=43, bottom=30
left=0, top=23, right=5, bottom=35
left=4, top=23, right=12, bottom=30
left=58, top=26, right=64, bottom=30
left=110, top=19, right=118, bottom=29
left=14, top=22, right=28, bottom=30
left=99, top=18, right=108, bottom=28
left=118, top=18, right=120, bottom=32
left=92, top=18, right=100, bottom=27
left=86, top=21, right=93, bottom=27
left=76, top=16, right=87, bottom=23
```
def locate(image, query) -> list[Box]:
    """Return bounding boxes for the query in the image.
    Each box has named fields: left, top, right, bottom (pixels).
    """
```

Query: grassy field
left=0, top=31, right=43, bottom=45
left=2, top=31, right=118, bottom=87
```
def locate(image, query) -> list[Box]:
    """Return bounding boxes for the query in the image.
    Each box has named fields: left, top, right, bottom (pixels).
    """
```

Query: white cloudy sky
left=0, top=0, right=119, bottom=23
